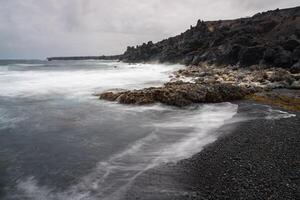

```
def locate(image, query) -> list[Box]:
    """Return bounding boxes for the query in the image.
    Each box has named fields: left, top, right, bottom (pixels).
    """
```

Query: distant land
left=47, top=55, right=122, bottom=61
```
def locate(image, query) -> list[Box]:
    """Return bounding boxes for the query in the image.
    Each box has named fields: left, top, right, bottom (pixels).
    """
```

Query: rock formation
left=99, top=81, right=251, bottom=107
left=121, top=7, right=300, bottom=70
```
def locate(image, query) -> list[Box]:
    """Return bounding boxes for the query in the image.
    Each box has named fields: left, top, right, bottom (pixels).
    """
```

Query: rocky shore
left=98, top=63, right=300, bottom=110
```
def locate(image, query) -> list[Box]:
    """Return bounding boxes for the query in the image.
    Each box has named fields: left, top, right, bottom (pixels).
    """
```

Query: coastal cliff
left=122, top=7, right=300, bottom=71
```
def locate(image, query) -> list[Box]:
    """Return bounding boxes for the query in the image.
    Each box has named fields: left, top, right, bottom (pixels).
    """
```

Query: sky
left=0, top=0, right=299, bottom=59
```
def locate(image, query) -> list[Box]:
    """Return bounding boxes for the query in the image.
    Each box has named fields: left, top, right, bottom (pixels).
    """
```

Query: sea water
left=0, top=60, right=293, bottom=199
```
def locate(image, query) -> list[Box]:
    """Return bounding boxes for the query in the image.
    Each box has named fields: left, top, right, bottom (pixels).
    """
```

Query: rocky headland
left=121, top=7, right=300, bottom=70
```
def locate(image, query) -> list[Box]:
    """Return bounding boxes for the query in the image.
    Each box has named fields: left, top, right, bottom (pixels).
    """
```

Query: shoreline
left=124, top=101, right=300, bottom=199
left=98, top=63, right=300, bottom=111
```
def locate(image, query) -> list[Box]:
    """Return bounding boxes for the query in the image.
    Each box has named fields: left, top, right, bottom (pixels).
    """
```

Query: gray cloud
left=0, top=0, right=299, bottom=59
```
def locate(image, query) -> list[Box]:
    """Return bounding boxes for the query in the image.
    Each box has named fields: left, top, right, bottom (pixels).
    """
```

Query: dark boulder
left=233, top=35, right=256, bottom=46
left=274, top=49, right=293, bottom=67
left=182, top=53, right=196, bottom=65
left=263, top=47, right=277, bottom=63
left=281, top=39, right=300, bottom=51
left=199, top=50, right=218, bottom=63
left=209, top=44, right=242, bottom=65
left=292, top=46, right=300, bottom=61
left=191, top=54, right=203, bottom=65
left=222, top=45, right=242, bottom=65
left=291, top=61, right=300, bottom=73
left=239, top=46, right=265, bottom=66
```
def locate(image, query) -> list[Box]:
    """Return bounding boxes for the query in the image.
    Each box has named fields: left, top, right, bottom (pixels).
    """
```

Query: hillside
left=121, top=6, right=300, bottom=70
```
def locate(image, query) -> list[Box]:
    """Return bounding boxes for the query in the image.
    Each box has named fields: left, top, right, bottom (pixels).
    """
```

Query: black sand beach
left=125, top=101, right=300, bottom=200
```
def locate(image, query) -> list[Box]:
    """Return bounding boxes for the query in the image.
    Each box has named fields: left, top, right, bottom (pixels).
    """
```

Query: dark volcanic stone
left=274, top=49, right=293, bottom=67
left=263, top=47, right=277, bottom=63
left=292, top=46, right=300, bottom=61
left=233, top=35, right=256, bottom=46
left=281, top=39, right=300, bottom=51
left=225, top=45, right=242, bottom=65
left=257, top=20, right=278, bottom=33
left=239, top=46, right=265, bottom=66
left=291, top=61, right=300, bottom=73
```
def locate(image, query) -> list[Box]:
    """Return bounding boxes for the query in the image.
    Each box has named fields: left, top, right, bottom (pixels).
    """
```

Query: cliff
left=121, top=6, right=300, bottom=70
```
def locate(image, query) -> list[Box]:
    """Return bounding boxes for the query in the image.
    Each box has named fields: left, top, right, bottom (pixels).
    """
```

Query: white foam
left=153, top=103, right=238, bottom=162
left=12, top=63, right=45, bottom=67
left=0, top=62, right=182, bottom=98
left=265, top=108, right=296, bottom=119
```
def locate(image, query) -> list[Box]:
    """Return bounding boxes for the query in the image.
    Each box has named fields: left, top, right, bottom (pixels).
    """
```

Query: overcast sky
left=0, top=0, right=299, bottom=59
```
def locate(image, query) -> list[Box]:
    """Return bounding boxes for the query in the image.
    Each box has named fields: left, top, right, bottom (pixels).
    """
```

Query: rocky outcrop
left=121, top=6, right=300, bottom=69
left=99, top=81, right=251, bottom=107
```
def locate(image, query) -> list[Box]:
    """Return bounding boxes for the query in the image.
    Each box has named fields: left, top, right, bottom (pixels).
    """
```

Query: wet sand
left=124, top=101, right=300, bottom=200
